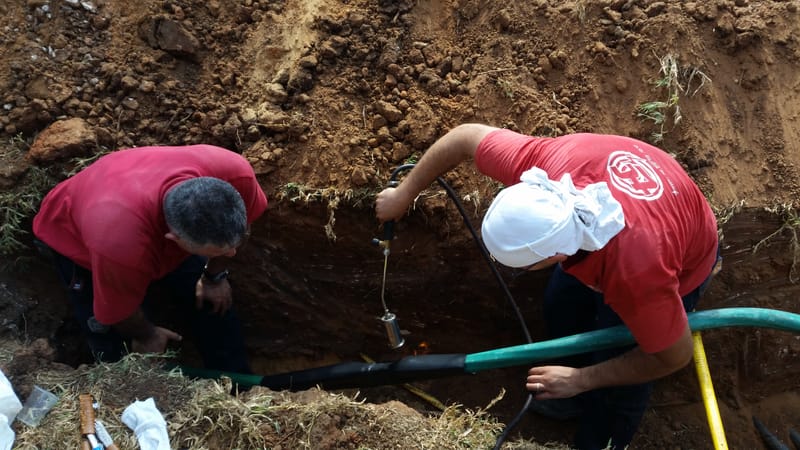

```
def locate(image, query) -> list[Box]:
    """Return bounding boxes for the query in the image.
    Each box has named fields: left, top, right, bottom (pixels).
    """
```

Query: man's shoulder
left=111, top=145, right=251, bottom=174
left=118, top=144, right=232, bottom=154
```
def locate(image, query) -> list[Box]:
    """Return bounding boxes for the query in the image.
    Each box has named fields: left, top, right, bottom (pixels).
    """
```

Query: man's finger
left=166, top=329, right=183, bottom=342
left=195, top=282, right=204, bottom=309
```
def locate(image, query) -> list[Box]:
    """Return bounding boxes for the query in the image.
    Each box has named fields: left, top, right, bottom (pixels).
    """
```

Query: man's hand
left=373, top=123, right=497, bottom=224
left=526, top=365, right=585, bottom=399
left=131, top=326, right=182, bottom=354
left=195, top=277, right=233, bottom=314
left=526, top=326, right=696, bottom=398
left=375, top=187, right=412, bottom=223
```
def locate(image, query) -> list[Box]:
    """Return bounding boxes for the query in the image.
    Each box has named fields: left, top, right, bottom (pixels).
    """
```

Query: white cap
left=481, top=167, right=625, bottom=268
left=481, top=182, right=582, bottom=268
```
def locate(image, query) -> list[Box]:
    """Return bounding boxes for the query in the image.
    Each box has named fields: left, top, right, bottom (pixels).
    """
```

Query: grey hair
left=163, top=177, right=247, bottom=248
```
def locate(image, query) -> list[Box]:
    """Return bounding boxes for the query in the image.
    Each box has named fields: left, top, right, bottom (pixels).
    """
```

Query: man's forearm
left=396, top=124, right=496, bottom=201
left=111, top=308, right=156, bottom=340
left=576, top=327, right=694, bottom=391
left=577, top=348, right=676, bottom=390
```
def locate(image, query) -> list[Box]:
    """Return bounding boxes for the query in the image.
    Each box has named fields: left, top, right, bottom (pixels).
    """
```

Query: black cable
left=389, top=165, right=532, bottom=342
left=388, top=165, right=535, bottom=448
left=753, top=416, right=791, bottom=450
left=433, top=176, right=533, bottom=450
left=493, top=394, right=534, bottom=449
left=433, top=176, right=532, bottom=342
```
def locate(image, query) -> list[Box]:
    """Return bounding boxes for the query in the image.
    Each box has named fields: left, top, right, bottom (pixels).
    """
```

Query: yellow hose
left=692, top=331, right=728, bottom=449
left=360, top=353, right=447, bottom=411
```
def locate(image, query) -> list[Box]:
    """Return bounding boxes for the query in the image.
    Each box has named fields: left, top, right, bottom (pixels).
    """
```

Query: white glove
left=121, top=398, right=171, bottom=450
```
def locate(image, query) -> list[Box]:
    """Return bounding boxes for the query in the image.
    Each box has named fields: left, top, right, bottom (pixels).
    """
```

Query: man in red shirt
left=376, top=124, right=719, bottom=449
left=33, top=144, right=268, bottom=374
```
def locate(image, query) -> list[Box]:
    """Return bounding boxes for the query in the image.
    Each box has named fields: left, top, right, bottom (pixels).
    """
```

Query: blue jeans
left=543, top=253, right=720, bottom=450
left=50, top=251, right=251, bottom=373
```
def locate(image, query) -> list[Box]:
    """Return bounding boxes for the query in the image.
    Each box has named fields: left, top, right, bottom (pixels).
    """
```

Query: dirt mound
left=2, top=0, right=800, bottom=448
left=5, top=351, right=531, bottom=450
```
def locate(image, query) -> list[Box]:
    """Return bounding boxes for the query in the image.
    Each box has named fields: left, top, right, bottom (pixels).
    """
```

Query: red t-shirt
left=33, top=145, right=268, bottom=325
left=475, top=130, right=718, bottom=353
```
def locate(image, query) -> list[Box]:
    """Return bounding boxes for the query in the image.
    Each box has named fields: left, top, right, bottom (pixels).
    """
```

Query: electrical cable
left=432, top=176, right=532, bottom=343
left=388, top=165, right=539, bottom=448
left=393, top=167, right=534, bottom=449
left=433, top=177, right=535, bottom=449
left=388, top=164, right=532, bottom=343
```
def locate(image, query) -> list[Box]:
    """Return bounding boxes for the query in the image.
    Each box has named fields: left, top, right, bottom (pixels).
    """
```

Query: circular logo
left=607, top=151, right=663, bottom=200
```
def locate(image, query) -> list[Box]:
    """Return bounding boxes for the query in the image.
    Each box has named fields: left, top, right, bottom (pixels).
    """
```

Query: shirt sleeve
left=599, top=230, right=687, bottom=354
left=245, top=180, right=268, bottom=224
left=474, top=129, right=549, bottom=186
left=229, top=175, right=268, bottom=224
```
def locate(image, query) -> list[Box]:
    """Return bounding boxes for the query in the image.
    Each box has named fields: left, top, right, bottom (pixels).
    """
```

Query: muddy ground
left=2, top=0, right=800, bottom=448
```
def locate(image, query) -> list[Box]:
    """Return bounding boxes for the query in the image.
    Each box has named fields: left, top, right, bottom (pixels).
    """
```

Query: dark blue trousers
left=51, top=252, right=251, bottom=374
left=543, top=259, right=717, bottom=450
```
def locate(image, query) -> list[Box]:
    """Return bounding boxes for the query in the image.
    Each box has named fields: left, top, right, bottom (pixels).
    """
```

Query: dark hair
left=163, top=177, right=247, bottom=247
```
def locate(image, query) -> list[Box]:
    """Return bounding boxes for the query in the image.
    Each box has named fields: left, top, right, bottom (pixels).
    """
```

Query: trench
left=228, top=203, right=800, bottom=445
left=17, top=203, right=800, bottom=447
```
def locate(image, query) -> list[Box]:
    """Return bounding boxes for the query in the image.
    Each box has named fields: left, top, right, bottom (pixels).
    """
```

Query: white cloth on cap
left=481, top=167, right=625, bottom=268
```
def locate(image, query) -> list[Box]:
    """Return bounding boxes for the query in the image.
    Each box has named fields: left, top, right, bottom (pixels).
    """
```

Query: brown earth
left=2, top=0, right=800, bottom=448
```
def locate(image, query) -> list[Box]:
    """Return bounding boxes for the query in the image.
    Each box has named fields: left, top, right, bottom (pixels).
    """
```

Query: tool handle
left=95, top=420, right=120, bottom=450
left=382, top=220, right=395, bottom=242
left=79, top=393, right=96, bottom=435
left=382, top=178, right=399, bottom=243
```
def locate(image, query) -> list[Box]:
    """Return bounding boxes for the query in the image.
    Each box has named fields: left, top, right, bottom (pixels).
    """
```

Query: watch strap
left=202, top=268, right=229, bottom=284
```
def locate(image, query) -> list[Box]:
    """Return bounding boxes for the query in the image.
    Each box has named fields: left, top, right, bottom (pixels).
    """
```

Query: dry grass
left=278, top=183, right=377, bottom=241
left=712, top=199, right=746, bottom=242
left=8, top=353, right=566, bottom=450
left=753, top=203, right=800, bottom=282
left=637, top=53, right=711, bottom=144
left=0, top=135, right=56, bottom=261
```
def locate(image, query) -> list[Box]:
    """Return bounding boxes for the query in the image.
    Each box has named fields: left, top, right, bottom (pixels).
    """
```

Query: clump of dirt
left=2, top=0, right=800, bottom=448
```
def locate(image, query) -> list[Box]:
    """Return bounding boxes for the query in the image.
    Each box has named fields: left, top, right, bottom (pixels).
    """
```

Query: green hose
left=464, top=307, right=800, bottom=372
left=178, top=307, right=800, bottom=389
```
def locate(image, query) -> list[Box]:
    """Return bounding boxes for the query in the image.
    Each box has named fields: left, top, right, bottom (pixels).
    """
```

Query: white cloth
left=481, top=167, right=625, bottom=268
left=0, top=370, right=21, bottom=423
left=0, top=415, right=14, bottom=450
left=121, top=398, right=171, bottom=450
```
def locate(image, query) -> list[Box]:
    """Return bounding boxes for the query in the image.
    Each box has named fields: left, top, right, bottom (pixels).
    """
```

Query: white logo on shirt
left=607, top=151, right=664, bottom=200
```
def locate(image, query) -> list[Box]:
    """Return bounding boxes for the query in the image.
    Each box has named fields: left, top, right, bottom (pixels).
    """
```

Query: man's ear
left=554, top=253, right=569, bottom=262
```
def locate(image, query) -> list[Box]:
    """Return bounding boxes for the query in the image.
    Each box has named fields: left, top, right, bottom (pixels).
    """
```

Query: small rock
left=374, top=100, right=403, bottom=123
left=27, top=118, right=97, bottom=162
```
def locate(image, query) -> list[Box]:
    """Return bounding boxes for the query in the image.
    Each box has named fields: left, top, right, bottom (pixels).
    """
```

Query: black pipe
left=259, top=354, right=467, bottom=391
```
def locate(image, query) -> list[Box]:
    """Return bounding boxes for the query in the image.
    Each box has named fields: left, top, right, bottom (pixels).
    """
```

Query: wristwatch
left=202, top=267, right=229, bottom=284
